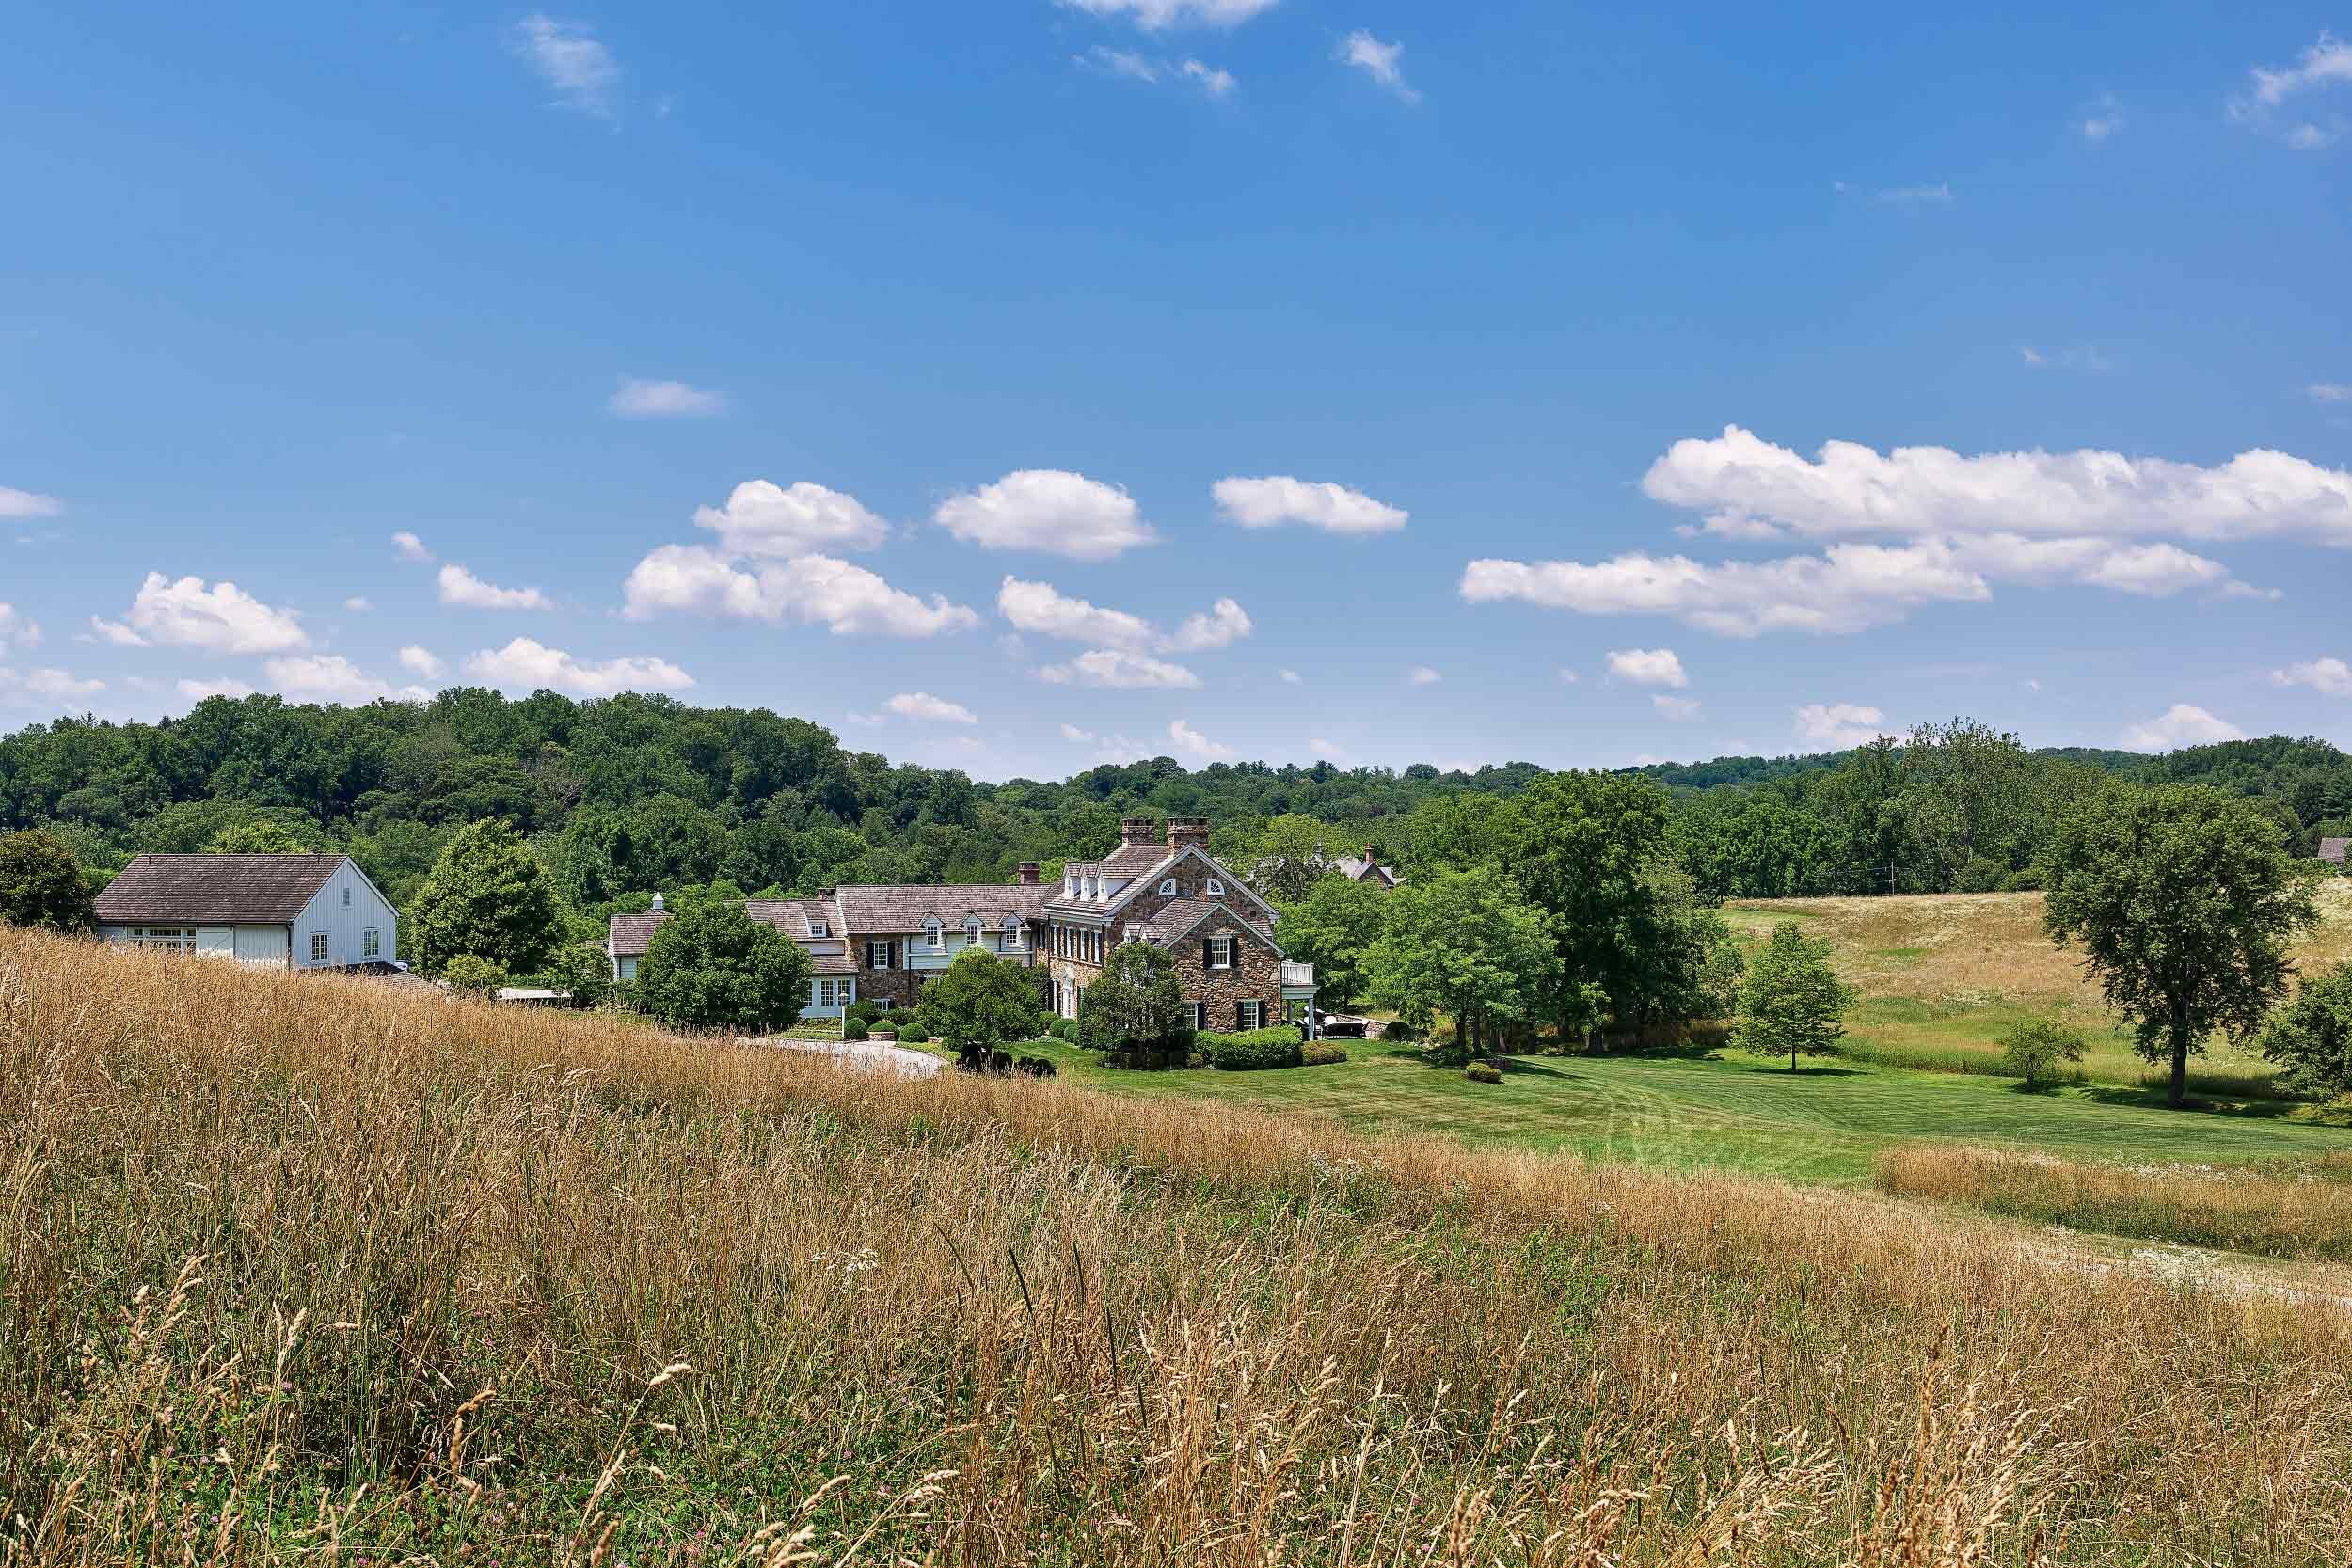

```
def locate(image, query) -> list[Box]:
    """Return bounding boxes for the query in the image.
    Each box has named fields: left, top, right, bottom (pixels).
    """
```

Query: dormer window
left=925, top=918, right=944, bottom=950
left=1204, top=878, right=1225, bottom=896
left=808, top=918, right=829, bottom=938
left=1159, top=879, right=1177, bottom=895
left=964, top=917, right=982, bottom=945
left=1002, top=915, right=1025, bottom=947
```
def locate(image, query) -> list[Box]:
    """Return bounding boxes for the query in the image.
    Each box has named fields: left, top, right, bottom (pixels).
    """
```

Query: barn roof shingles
left=94, top=854, right=350, bottom=925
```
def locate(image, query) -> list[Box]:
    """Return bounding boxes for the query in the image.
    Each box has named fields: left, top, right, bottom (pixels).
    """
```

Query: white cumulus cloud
left=508, top=13, right=621, bottom=119
left=1213, top=476, right=1407, bottom=533
left=177, top=677, right=257, bottom=701
left=2274, top=657, right=2352, bottom=695
left=609, top=377, right=726, bottom=419
left=1652, top=695, right=1702, bottom=721
left=1168, top=598, right=1252, bottom=651
left=694, top=479, right=888, bottom=556
left=1406, top=665, right=1442, bottom=686
left=934, top=470, right=1158, bottom=560
left=0, top=605, right=39, bottom=650
left=398, top=646, right=447, bottom=679
left=1035, top=648, right=1201, bottom=689
left=621, top=546, right=977, bottom=638
left=0, top=666, right=104, bottom=705
left=464, top=636, right=693, bottom=698
left=1337, top=30, right=1419, bottom=102
left=1606, top=647, right=1689, bottom=688
left=262, top=655, right=427, bottom=705
left=392, top=531, right=433, bottom=562
left=1168, top=718, right=1233, bottom=761
left=1795, top=703, right=1890, bottom=749
left=2122, top=704, right=2246, bottom=752
left=997, top=577, right=1157, bottom=648
left=91, top=573, right=308, bottom=654
left=438, top=564, right=552, bottom=610
left=886, top=691, right=978, bottom=724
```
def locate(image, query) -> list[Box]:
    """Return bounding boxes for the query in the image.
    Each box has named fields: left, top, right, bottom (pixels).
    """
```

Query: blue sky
left=4, top=2, right=2350, bottom=780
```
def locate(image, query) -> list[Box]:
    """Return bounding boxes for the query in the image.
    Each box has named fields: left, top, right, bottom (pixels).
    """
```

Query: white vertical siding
left=289, top=861, right=399, bottom=969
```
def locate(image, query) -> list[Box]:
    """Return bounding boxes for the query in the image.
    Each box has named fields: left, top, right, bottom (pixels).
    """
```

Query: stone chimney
left=1017, top=861, right=1040, bottom=886
left=1166, top=816, right=1211, bottom=856
left=1120, top=816, right=1159, bottom=850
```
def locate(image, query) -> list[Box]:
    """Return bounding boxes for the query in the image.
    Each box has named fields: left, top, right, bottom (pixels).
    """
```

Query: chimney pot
left=1120, top=816, right=1159, bottom=847
left=1166, top=816, right=1212, bottom=854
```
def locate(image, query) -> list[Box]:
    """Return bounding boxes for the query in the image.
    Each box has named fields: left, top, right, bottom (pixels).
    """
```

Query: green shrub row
left=1198, top=1026, right=1304, bottom=1071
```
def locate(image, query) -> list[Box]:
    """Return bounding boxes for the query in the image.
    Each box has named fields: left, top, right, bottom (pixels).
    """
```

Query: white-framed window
left=964, top=917, right=982, bottom=946
left=809, top=918, right=829, bottom=937
left=361, top=927, right=380, bottom=958
left=129, top=927, right=199, bottom=953
left=925, top=918, right=944, bottom=950
left=309, top=932, right=328, bottom=962
left=1205, top=878, right=1225, bottom=896
left=342, top=886, right=352, bottom=909
left=866, top=940, right=892, bottom=970
left=1159, top=879, right=1177, bottom=895
left=1208, top=935, right=1233, bottom=970
left=1238, top=999, right=1264, bottom=1030
left=1002, top=915, right=1024, bottom=947
left=1188, top=1001, right=1206, bottom=1031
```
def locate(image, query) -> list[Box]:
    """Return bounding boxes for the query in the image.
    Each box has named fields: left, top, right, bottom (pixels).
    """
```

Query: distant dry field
left=8, top=927, right=2352, bottom=1563
left=1724, top=884, right=2352, bottom=1095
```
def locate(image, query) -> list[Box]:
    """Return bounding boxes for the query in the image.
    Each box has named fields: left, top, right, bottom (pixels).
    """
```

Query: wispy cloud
left=2075, top=92, right=2125, bottom=142
left=1075, top=45, right=1237, bottom=96
left=507, top=13, right=621, bottom=120
left=609, top=377, right=726, bottom=418
left=2020, top=344, right=2117, bottom=373
left=1057, top=0, right=1277, bottom=30
left=2308, top=382, right=2351, bottom=404
left=2233, top=33, right=2351, bottom=150
left=1337, top=30, right=1419, bottom=103
left=0, top=485, right=63, bottom=519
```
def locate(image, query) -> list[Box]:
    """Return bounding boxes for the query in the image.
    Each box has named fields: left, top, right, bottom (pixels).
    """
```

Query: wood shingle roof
left=94, top=854, right=350, bottom=925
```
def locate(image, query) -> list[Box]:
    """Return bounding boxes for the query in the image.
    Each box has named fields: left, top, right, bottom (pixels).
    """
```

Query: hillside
left=6, top=927, right=2352, bottom=1563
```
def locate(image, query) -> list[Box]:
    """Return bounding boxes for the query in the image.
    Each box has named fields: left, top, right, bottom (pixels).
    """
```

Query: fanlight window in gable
left=1204, top=878, right=1225, bottom=895
left=1159, top=879, right=1177, bottom=895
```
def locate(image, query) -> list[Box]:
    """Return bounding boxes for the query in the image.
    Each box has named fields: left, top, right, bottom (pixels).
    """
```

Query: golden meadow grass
left=1878, top=1145, right=2352, bottom=1264
left=6, top=927, right=2352, bottom=1563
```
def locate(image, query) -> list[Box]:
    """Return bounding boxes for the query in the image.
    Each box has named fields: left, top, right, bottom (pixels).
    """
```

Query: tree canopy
left=2041, top=784, right=2319, bottom=1107
left=2257, top=962, right=2352, bottom=1101
left=1735, top=923, right=1854, bottom=1070
left=634, top=900, right=813, bottom=1034
left=920, top=948, right=1042, bottom=1068
left=408, top=818, right=564, bottom=976
left=1366, top=866, right=1558, bottom=1061
left=0, top=828, right=95, bottom=932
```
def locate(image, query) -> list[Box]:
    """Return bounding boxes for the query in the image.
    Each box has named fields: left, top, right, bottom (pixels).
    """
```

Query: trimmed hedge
left=1465, top=1060, right=1502, bottom=1084
left=1301, top=1038, right=1349, bottom=1067
left=1199, top=1027, right=1304, bottom=1071
left=843, top=1018, right=870, bottom=1041
left=897, top=1024, right=929, bottom=1044
left=1047, top=1018, right=1081, bottom=1043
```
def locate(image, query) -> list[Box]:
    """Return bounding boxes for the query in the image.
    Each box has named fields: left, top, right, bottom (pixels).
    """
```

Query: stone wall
left=1166, top=906, right=1285, bottom=1031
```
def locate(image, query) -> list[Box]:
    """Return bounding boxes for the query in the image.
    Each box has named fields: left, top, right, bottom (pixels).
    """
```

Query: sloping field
left=1724, top=884, right=2352, bottom=1092
left=6, top=927, right=2352, bottom=1564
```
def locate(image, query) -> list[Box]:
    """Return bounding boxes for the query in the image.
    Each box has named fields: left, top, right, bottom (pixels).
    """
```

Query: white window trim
left=1002, top=915, right=1025, bottom=947
left=1209, top=935, right=1233, bottom=970
left=1239, top=999, right=1264, bottom=1030
left=1159, top=879, right=1177, bottom=895
left=925, top=919, right=944, bottom=951
left=1189, top=1001, right=1207, bottom=1031
left=361, top=927, right=381, bottom=958
left=809, top=919, right=829, bottom=937
left=308, top=931, right=328, bottom=962
left=867, top=940, right=892, bottom=970
left=1205, top=878, right=1225, bottom=895
left=341, top=886, right=352, bottom=908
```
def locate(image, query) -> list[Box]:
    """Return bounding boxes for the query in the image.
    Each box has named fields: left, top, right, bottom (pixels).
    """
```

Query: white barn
left=95, top=853, right=398, bottom=969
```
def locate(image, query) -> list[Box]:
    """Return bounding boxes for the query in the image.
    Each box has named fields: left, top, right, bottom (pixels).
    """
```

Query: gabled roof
left=2322, top=837, right=2350, bottom=866
left=1052, top=844, right=1283, bottom=928
left=833, top=883, right=1053, bottom=935
left=1134, top=898, right=1280, bottom=953
left=95, top=854, right=352, bottom=925
left=610, top=895, right=847, bottom=957
left=1332, top=855, right=1401, bottom=886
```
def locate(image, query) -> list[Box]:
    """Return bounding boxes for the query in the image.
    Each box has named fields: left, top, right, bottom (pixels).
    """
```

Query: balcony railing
left=1279, top=960, right=1315, bottom=989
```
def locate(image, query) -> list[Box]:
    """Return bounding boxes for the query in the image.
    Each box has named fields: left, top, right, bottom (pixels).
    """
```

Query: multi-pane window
left=342, top=887, right=352, bottom=908
left=129, top=927, right=198, bottom=953
left=309, top=932, right=328, bottom=962
left=1205, top=879, right=1225, bottom=895
left=1238, top=1000, right=1264, bottom=1031
left=1159, top=879, right=1177, bottom=895
left=866, top=941, right=892, bottom=969
left=1188, top=1002, right=1207, bottom=1032
left=926, top=919, right=944, bottom=950
left=361, top=928, right=380, bottom=958
left=1208, top=935, right=1233, bottom=970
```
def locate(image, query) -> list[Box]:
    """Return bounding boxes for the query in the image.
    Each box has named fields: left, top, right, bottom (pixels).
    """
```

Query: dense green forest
left=2, top=692, right=2345, bottom=927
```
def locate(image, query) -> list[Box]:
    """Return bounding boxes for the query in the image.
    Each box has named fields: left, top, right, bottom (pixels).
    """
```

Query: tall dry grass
left=5, top=927, right=2352, bottom=1563
left=1878, top=1144, right=2352, bottom=1263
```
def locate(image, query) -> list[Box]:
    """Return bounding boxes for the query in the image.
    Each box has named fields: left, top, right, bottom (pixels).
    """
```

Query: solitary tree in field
left=2041, top=784, right=2317, bottom=1108
left=636, top=900, right=813, bottom=1034
left=1365, top=866, right=1558, bottom=1063
left=2257, top=962, right=2352, bottom=1100
left=1997, top=1019, right=2085, bottom=1091
left=409, top=819, right=564, bottom=977
left=921, top=947, right=1041, bottom=1069
left=0, top=828, right=95, bottom=932
left=1736, top=923, right=1854, bottom=1070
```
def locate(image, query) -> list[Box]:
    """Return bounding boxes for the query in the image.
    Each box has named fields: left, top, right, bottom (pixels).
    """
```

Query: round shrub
left=1048, top=1017, right=1081, bottom=1044
left=1464, top=1060, right=1503, bottom=1085
left=897, top=1023, right=929, bottom=1045
left=1302, top=1038, right=1349, bottom=1067
left=1032, top=1011, right=1058, bottom=1040
left=1379, top=1019, right=1419, bottom=1043
left=845, top=999, right=884, bottom=1027
left=1185, top=1052, right=1207, bottom=1069
left=843, top=1017, right=870, bottom=1041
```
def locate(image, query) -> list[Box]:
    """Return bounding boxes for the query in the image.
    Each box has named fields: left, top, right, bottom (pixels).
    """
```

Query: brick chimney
left=1017, top=861, right=1040, bottom=886
left=1166, top=816, right=1211, bottom=856
left=1120, top=816, right=1159, bottom=850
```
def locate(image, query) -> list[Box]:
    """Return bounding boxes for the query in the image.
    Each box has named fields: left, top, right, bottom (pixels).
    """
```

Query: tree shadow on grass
left=2080, top=1084, right=2306, bottom=1121
left=1495, top=1056, right=1569, bottom=1078
left=1735, top=1062, right=1867, bottom=1079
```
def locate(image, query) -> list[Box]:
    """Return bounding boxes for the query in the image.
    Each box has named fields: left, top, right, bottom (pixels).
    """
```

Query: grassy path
left=1014, top=1038, right=2352, bottom=1184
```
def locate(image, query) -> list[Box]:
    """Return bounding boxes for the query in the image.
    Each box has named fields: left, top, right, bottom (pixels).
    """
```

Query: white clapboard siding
left=287, top=860, right=400, bottom=969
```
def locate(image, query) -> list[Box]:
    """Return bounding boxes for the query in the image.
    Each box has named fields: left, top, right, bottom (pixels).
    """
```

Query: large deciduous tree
left=0, top=828, right=96, bottom=932
left=1274, top=875, right=1390, bottom=1010
left=2041, top=784, right=2318, bottom=1108
left=1239, top=813, right=1353, bottom=902
left=635, top=900, right=812, bottom=1034
left=920, top=948, right=1042, bottom=1069
left=1365, top=867, right=1557, bottom=1062
left=1078, top=942, right=1188, bottom=1061
left=1735, top=922, right=1854, bottom=1070
left=408, top=818, right=564, bottom=977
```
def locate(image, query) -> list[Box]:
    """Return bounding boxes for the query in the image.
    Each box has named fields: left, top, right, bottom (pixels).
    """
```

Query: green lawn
left=1008, top=1037, right=2352, bottom=1185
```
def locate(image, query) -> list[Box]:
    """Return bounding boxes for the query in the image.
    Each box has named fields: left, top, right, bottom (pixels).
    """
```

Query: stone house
left=606, top=817, right=1315, bottom=1030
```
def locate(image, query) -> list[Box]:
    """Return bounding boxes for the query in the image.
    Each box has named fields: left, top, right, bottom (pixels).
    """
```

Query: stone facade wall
left=1166, top=907, right=1284, bottom=1031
